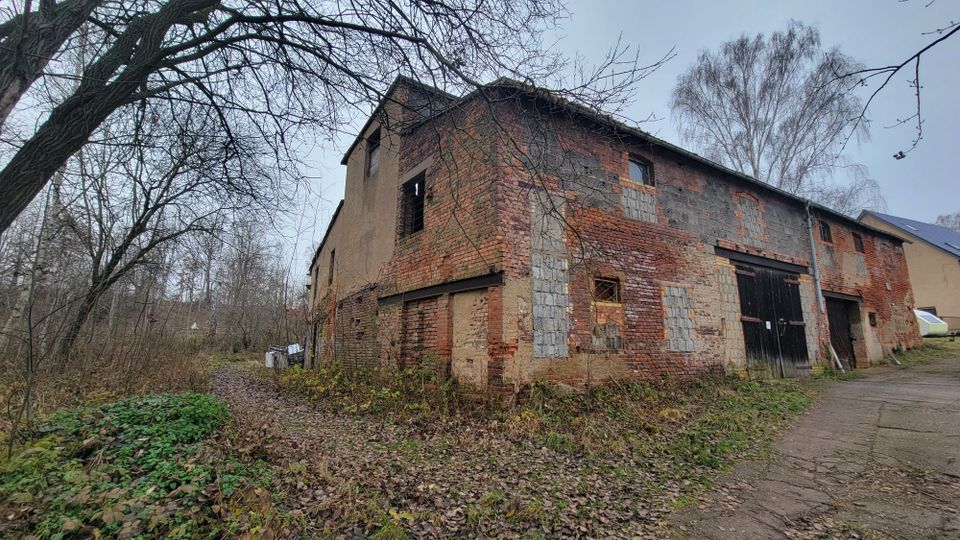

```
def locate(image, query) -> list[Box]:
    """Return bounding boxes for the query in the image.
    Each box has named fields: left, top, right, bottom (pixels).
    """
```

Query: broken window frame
left=328, top=249, right=335, bottom=285
left=819, top=221, right=833, bottom=243
left=593, top=277, right=621, bottom=303
left=852, top=232, right=865, bottom=253
left=400, top=173, right=426, bottom=237
left=628, top=157, right=654, bottom=187
left=366, top=129, right=381, bottom=177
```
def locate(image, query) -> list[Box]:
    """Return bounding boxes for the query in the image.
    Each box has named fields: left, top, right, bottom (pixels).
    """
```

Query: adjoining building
left=306, top=76, right=921, bottom=390
left=860, top=211, right=960, bottom=332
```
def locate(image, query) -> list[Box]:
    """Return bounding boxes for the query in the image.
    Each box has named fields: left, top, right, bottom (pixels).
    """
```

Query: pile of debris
left=264, top=343, right=304, bottom=369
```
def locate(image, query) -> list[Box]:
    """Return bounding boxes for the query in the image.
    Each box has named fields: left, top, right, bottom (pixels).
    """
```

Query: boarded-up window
left=740, top=197, right=762, bottom=246
left=533, top=254, right=569, bottom=358
left=821, top=245, right=836, bottom=267
left=663, top=286, right=695, bottom=351
left=622, top=187, right=656, bottom=223
left=855, top=253, right=867, bottom=275
left=592, top=323, right=622, bottom=350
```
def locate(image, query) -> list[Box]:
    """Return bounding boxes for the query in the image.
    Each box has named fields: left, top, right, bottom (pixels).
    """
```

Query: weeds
left=277, top=363, right=504, bottom=420
left=892, top=338, right=960, bottom=367
left=0, top=393, right=278, bottom=538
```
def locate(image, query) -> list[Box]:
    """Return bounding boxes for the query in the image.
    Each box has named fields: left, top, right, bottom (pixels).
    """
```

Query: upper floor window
left=819, top=221, right=833, bottom=243
left=400, top=173, right=425, bottom=236
left=629, top=157, right=654, bottom=186
left=852, top=232, right=865, bottom=253
left=593, top=277, right=621, bottom=303
left=328, top=249, right=335, bottom=285
left=366, top=129, right=381, bottom=177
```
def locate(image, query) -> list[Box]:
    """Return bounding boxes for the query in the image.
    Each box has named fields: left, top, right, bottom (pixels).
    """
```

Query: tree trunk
left=0, top=0, right=102, bottom=127
left=0, top=0, right=206, bottom=234
left=0, top=176, right=62, bottom=354
left=57, top=287, right=100, bottom=366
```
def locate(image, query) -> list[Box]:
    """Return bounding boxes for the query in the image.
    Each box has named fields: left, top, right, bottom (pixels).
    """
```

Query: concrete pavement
left=672, top=355, right=960, bottom=539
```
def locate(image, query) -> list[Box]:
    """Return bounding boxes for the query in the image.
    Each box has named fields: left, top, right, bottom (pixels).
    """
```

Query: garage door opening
left=734, top=264, right=810, bottom=378
left=826, top=297, right=860, bottom=369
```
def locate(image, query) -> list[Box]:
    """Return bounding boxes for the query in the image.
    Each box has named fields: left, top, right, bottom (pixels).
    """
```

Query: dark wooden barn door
left=826, top=298, right=856, bottom=368
left=735, top=264, right=810, bottom=378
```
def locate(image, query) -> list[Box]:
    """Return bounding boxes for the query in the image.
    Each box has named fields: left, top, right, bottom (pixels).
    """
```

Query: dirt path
left=672, top=356, right=960, bottom=539
left=211, top=368, right=686, bottom=538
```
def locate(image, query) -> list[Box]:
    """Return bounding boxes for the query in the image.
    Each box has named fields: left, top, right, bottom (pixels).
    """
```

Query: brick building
left=307, top=76, right=921, bottom=390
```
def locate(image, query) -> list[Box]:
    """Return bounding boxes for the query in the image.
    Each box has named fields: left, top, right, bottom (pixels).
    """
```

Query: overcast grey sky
left=293, top=0, right=959, bottom=270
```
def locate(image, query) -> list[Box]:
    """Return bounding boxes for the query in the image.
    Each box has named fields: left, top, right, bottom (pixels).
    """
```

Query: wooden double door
left=735, top=264, right=810, bottom=378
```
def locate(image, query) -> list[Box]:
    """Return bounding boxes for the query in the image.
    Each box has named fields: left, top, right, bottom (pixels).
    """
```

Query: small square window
left=593, top=277, right=620, bottom=303
left=400, top=174, right=425, bottom=236
left=853, top=233, right=865, bottom=253
left=629, top=158, right=653, bottom=186
left=366, top=129, right=381, bottom=177
left=820, top=221, right=833, bottom=243
left=868, top=312, right=877, bottom=327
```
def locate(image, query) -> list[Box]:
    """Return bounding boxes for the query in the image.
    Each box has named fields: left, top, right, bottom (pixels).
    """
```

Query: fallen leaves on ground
left=213, top=367, right=811, bottom=538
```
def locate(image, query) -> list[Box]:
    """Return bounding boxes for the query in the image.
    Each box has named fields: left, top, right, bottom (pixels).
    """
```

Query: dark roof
left=309, top=199, right=344, bottom=272
left=861, top=211, right=960, bottom=259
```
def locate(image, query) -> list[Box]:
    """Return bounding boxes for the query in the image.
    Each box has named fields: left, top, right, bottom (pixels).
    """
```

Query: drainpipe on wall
left=805, top=201, right=827, bottom=314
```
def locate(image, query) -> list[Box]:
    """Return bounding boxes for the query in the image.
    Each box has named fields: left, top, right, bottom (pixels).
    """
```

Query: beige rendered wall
left=861, top=215, right=960, bottom=331
left=310, top=101, right=404, bottom=306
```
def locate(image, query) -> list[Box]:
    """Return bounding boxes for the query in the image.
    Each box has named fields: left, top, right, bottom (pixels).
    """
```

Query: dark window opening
left=328, top=249, right=335, bottom=285
left=853, top=232, right=865, bottom=253
left=820, top=221, right=833, bottom=243
left=629, top=158, right=654, bottom=186
left=366, top=129, right=381, bottom=177
left=868, top=312, right=878, bottom=327
left=593, top=277, right=620, bottom=303
left=401, top=174, right=426, bottom=236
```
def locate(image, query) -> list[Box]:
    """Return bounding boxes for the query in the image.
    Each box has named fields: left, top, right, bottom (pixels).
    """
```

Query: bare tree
left=0, top=0, right=102, bottom=127
left=0, top=0, right=600, bottom=235
left=837, top=1, right=958, bottom=157
left=670, top=21, right=882, bottom=215
left=54, top=98, right=276, bottom=360
left=935, top=212, right=960, bottom=232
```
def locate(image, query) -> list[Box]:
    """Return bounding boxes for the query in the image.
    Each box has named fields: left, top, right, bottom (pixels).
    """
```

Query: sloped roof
left=339, top=75, right=457, bottom=165
left=861, top=211, right=960, bottom=259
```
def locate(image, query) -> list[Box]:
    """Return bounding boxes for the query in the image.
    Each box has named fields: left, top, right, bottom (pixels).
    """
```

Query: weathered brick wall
left=398, top=296, right=452, bottom=376
left=491, top=102, right=731, bottom=387
left=332, top=286, right=379, bottom=372
left=312, top=288, right=337, bottom=367
left=814, top=214, right=921, bottom=363
left=311, top=85, right=922, bottom=388
left=376, top=302, right=403, bottom=369
left=377, top=99, right=504, bottom=297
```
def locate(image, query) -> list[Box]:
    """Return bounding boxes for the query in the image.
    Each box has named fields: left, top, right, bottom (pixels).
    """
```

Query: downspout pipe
left=805, top=200, right=826, bottom=314
left=806, top=201, right=844, bottom=372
